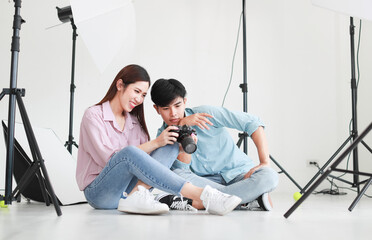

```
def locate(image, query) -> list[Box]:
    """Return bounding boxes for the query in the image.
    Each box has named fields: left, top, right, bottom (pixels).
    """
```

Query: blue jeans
left=172, top=160, right=279, bottom=204
left=84, top=144, right=187, bottom=209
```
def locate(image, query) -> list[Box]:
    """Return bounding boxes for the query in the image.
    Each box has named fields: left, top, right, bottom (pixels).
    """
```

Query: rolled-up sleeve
left=193, top=105, right=265, bottom=136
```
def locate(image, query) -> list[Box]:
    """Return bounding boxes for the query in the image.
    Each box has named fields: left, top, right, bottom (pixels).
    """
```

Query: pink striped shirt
left=76, top=101, right=148, bottom=190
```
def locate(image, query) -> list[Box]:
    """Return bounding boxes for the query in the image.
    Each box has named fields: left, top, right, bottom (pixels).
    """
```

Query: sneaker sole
left=207, top=196, right=242, bottom=216
left=261, top=193, right=273, bottom=211
left=118, top=206, right=169, bottom=215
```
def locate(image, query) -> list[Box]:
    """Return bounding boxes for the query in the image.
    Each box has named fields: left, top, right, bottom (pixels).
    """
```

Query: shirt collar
left=102, top=101, right=134, bottom=131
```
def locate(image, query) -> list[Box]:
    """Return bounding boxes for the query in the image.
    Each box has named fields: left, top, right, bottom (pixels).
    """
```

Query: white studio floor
left=1, top=192, right=371, bottom=240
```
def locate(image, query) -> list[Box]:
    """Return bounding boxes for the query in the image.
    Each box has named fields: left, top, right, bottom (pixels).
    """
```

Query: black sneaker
left=240, top=193, right=273, bottom=211
left=155, top=193, right=197, bottom=212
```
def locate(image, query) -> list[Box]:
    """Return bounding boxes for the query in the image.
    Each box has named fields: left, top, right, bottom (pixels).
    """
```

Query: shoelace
left=170, top=200, right=189, bottom=210
left=241, top=200, right=260, bottom=210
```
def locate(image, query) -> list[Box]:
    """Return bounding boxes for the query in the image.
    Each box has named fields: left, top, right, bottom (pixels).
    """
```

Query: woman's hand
left=155, top=125, right=179, bottom=147
left=179, top=113, right=214, bottom=130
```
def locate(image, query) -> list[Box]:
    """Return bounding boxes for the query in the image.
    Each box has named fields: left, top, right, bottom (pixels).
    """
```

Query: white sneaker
left=200, top=185, right=242, bottom=216
left=258, top=192, right=273, bottom=211
left=117, top=186, right=169, bottom=215
left=240, top=193, right=273, bottom=211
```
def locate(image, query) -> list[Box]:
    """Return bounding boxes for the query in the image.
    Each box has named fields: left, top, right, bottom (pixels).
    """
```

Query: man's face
left=154, top=97, right=187, bottom=126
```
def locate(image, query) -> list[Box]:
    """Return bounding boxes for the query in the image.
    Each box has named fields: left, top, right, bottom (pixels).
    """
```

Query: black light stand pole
left=56, top=6, right=79, bottom=154
left=3, top=0, right=22, bottom=205
left=349, top=17, right=360, bottom=191
left=239, top=0, right=249, bottom=154
left=65, top=18, right=79, bottom=154
left=236, top=0, right=302, bottom=192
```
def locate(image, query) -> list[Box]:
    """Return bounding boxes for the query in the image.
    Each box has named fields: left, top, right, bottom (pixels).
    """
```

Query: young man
left=151, top=79, right=278, bottom=211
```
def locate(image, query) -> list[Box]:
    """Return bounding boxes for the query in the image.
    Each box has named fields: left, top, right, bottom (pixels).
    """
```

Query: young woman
left=76, top=64, right=241, bottom=215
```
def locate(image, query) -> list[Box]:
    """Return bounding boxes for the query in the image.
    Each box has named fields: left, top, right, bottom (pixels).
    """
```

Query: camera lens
left=180, top=137, right=197, bottom=154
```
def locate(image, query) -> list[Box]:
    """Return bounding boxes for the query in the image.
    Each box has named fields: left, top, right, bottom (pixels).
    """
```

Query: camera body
left=171, top=125, right=197, bottom=154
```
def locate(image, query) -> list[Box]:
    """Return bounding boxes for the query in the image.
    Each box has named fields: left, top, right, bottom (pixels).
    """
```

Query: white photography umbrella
left=312, top=0, right=372, bottom=21
left=70, top=0, right=136, bottom=73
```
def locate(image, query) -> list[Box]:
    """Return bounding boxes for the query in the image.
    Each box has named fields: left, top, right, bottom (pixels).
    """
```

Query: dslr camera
left=171, top=125, right=197, bottom=154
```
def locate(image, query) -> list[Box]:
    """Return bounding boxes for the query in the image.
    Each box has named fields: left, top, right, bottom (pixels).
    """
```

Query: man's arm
left=244, top=126, right=270, bottom=178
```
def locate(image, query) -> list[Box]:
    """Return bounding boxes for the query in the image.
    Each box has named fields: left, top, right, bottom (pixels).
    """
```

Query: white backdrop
left=1, top=0, right=371, bottom=196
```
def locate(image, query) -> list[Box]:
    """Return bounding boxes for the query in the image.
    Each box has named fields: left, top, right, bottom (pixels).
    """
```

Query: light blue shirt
left=157, top=105, right=265, bottom=183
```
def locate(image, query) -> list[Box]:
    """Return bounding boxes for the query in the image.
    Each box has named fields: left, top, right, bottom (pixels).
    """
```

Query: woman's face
left=117, top=80, right=149, bottom=112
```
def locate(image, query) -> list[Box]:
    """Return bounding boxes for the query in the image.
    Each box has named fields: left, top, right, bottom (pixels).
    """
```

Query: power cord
left=311, top=162, right=372, bottom=198
left=311, top=162, right=347, bottom=196
left=221, top=11, right=243, bottom=107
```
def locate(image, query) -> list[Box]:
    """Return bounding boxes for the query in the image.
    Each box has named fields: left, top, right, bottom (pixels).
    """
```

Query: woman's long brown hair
left=97, top=64, right=151, bottom=140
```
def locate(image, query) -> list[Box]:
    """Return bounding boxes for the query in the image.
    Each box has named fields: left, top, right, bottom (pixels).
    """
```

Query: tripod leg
left=348, top=177, right=372, bottom=212
left=269, top=155, right=302, bottom=191
left=300, top=135, right=353, bottom=193
left=16, top=92, right=62, bottom=216
left=4, top=93, right=17, bottom=205
left=12, top=162, right=50, bottom=205
left=284, top=122, right=372, bottom=218
left=361, top=140, right=372, bottom=154
left=284, top=168, right=331, bottom=218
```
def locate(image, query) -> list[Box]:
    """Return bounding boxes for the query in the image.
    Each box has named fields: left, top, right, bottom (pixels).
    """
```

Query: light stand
left=284, top=17, right=372, bottom=218
left=237, top=0, right=302, bottom=191
left=56, top=6, right=79, bottom=154
left=0, top=0, right=61, bottom=216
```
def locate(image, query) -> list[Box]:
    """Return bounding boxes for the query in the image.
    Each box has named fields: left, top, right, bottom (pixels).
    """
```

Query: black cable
left=356, top=19, right=362, bottom=87
left=222, top=12, right=243, bottom=107
left=338, top=186, right=372, bottom=198
left=312, top=162, right=347, bottom=195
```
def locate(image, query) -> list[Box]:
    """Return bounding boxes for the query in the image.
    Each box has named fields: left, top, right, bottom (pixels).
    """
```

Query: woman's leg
left=84, top=146, right=186, bottom=209
left=84, top=145, right=241, bottom=215
left=125, top=144, right=179, bottom=193
left=150, top=143, right=179, bottom=168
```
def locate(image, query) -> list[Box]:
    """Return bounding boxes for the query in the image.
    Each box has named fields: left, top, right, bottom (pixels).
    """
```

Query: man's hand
left=179, top=113, right=214, bottom=130
left=243, top=162, right=270, bottom=179
left=177, top=133, right=198, bottom=164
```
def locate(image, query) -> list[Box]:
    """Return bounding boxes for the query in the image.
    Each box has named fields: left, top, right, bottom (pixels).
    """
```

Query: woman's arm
left=137, top=125, right=179, bottom=154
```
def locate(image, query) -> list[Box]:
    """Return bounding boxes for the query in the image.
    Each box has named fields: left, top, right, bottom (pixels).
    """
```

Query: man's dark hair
left=151, top=78, right=187, bottom=107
